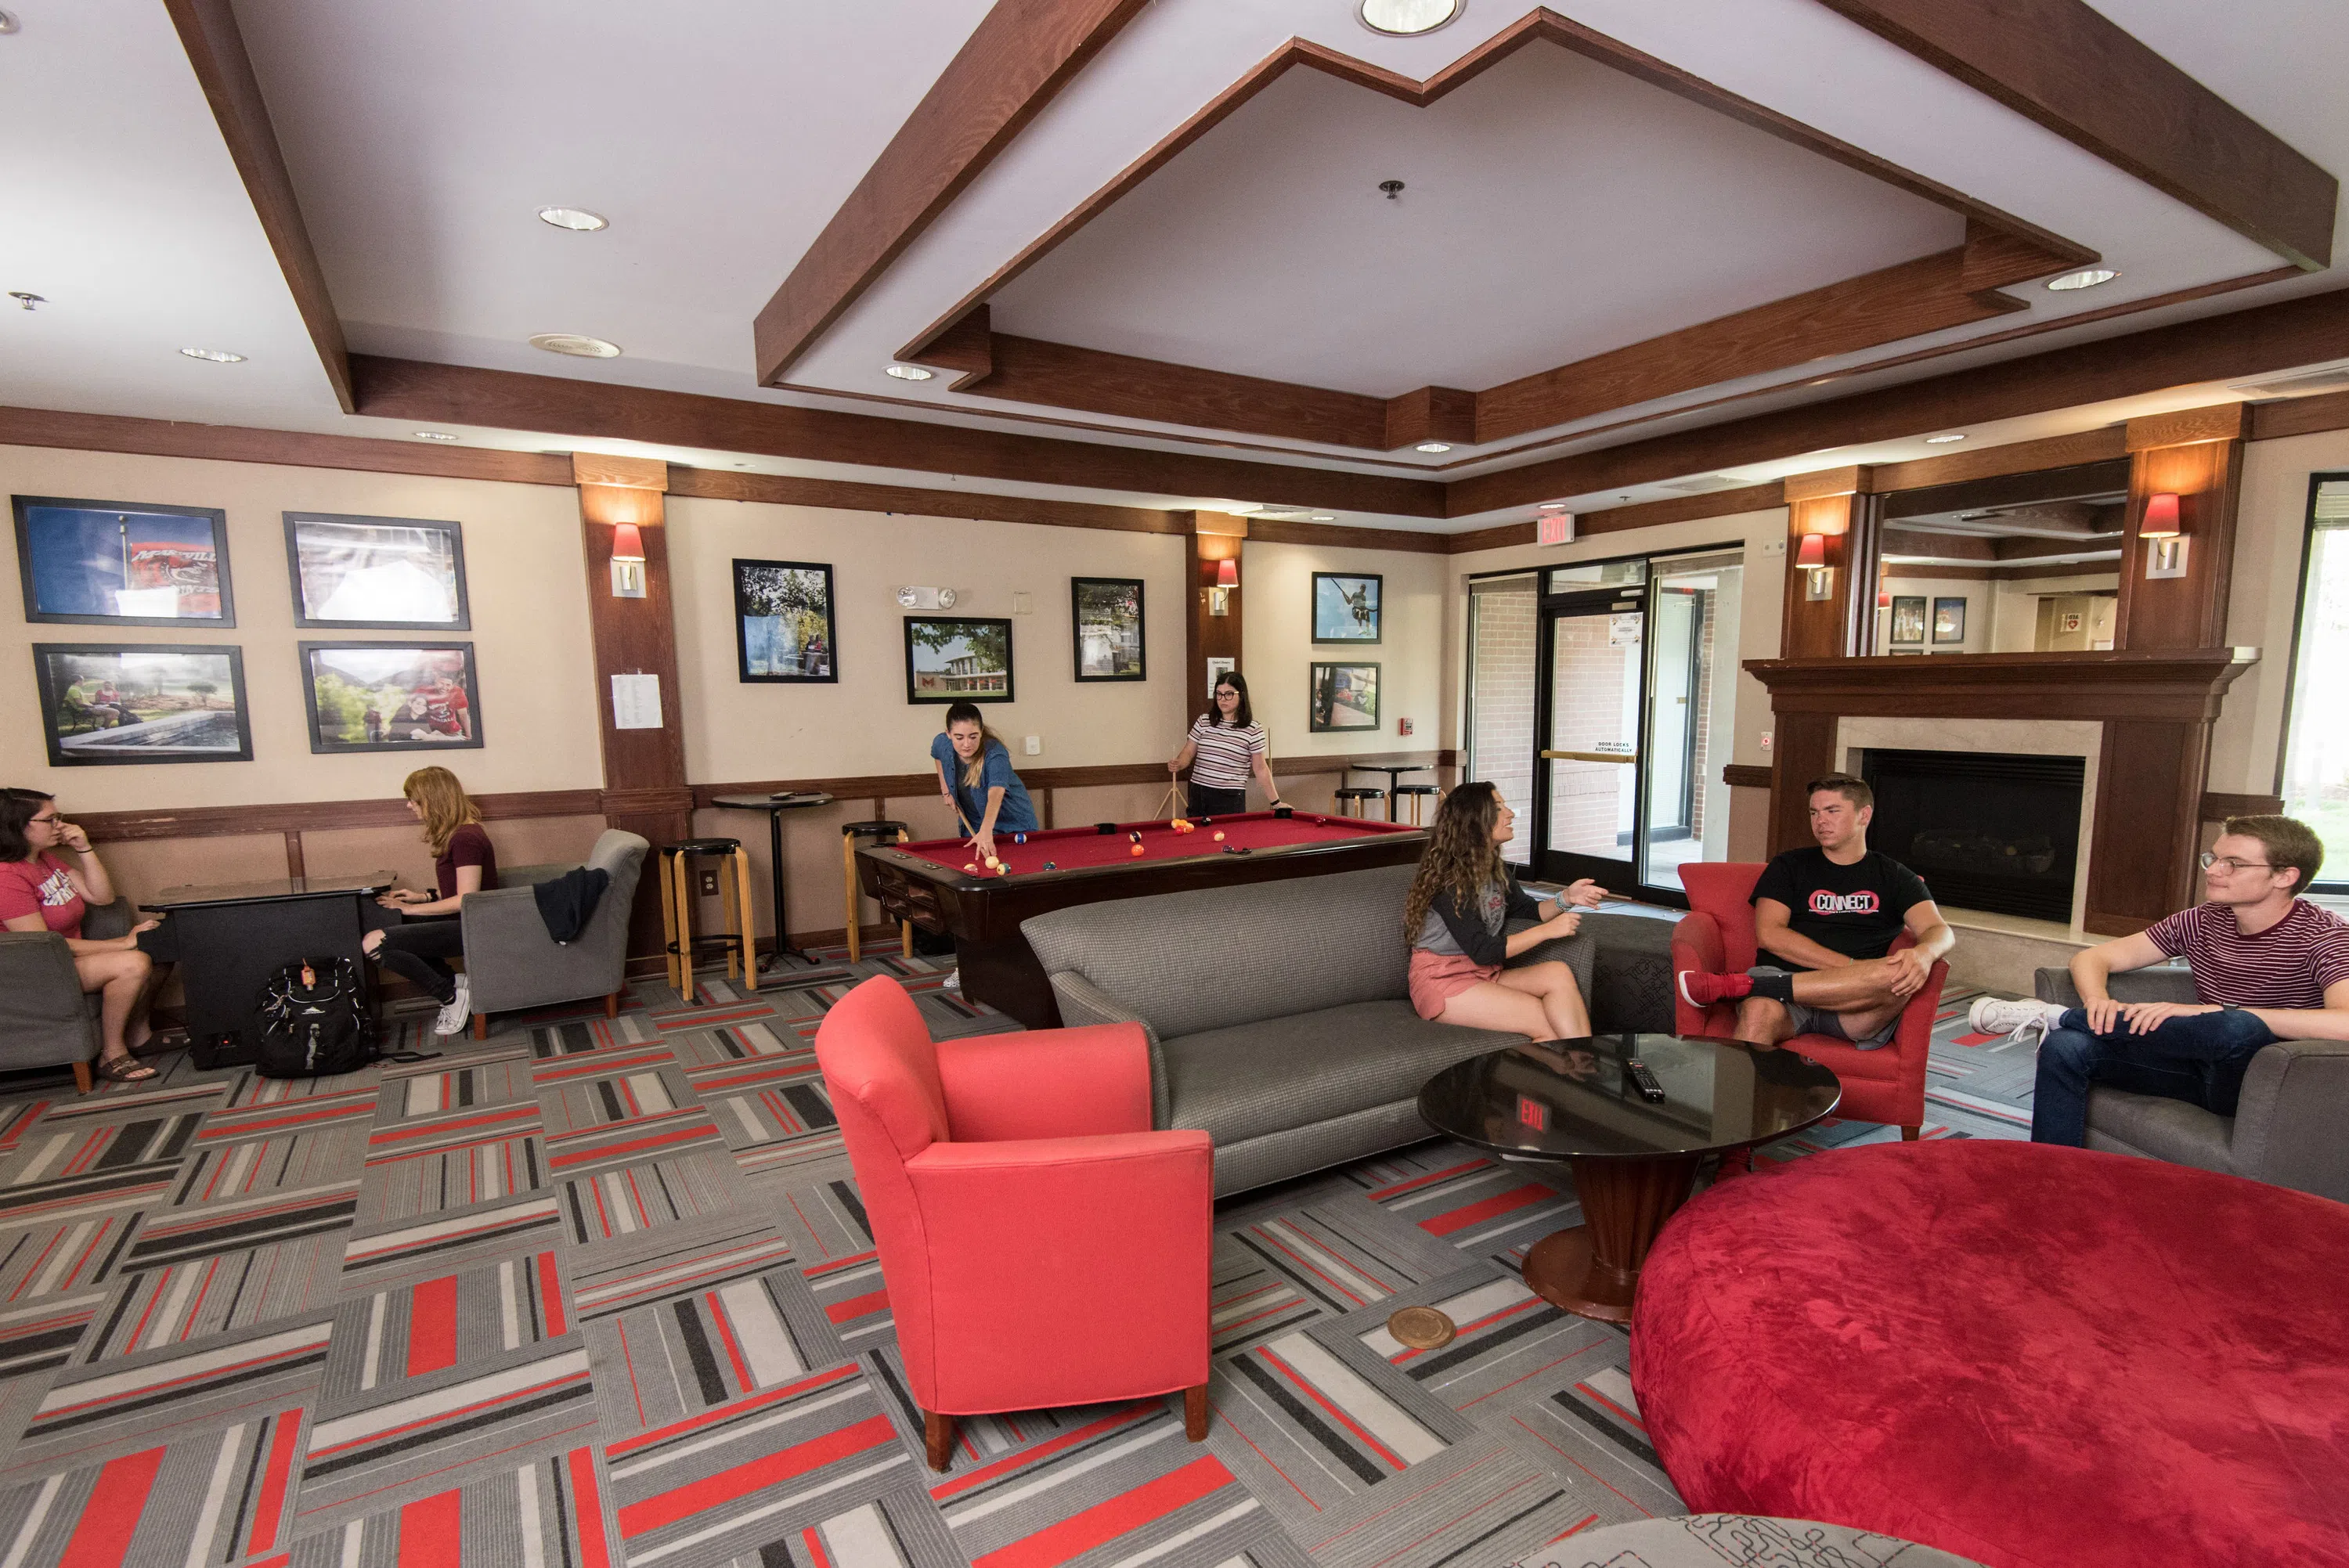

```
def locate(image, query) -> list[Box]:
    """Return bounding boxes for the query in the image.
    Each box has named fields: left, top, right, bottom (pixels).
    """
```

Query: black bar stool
left=843, top=821, right=914, bottom=964
left=1392, top=784, right=1441, bottom=825
left=1333, top=787, right=1386, bottom=818
left=660, top=838, right=756, bottom=997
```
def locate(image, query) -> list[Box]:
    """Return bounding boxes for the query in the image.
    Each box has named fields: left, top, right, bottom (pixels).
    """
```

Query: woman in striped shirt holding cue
left=1169, top=672, right=1283, bottom=818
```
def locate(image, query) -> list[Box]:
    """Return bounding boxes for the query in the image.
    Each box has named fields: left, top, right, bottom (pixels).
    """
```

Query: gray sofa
left=0, top=897, right=135, bottom=1090
left=459, top=830, right=648, bottom=1031
left=2035, top=965, right=2349, bottom=1202
left=1022, top=863, right=1614, bottom=1197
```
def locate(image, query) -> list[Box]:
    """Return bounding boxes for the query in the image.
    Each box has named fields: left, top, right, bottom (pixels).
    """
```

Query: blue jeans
left=2030, top=1006, right=2277, bottom=1146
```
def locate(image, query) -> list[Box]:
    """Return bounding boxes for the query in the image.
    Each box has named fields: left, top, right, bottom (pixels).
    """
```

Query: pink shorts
left=1409, top=950, right=1501, bottom=1020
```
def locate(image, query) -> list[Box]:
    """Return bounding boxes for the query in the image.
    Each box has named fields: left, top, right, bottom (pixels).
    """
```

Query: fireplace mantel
left=1742, top=647, right=2261, bottom=935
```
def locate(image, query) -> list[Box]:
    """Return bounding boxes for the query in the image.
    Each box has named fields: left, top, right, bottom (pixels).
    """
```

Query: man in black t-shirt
left=1678, top=773, right=1955, bottom=1051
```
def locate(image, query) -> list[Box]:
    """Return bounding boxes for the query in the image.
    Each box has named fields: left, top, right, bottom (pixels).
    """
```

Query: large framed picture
left=1889, top=595, right=1926, bottom=645
left=300, top=643, right=483, bottom=753
left=1071, top=577, right=1146, bottom=682
left=1309, top=661, right=1380, bottom=733
left=1933, top=596, right=1968, bottom=644
left=32, top=643, right=253, bottom=766
left=283, top=512, right=468, bottom=630
left=734, top=559, right=837, bottom=683
left=1312, top=571, right=1382, bottom=643
left=13, top=496, right=235, bottom=627
left=905, top=616, right=1013, bottom=704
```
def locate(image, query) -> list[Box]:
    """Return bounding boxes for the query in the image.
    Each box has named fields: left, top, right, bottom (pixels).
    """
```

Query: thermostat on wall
left=895, top=586, right=958, bottom=609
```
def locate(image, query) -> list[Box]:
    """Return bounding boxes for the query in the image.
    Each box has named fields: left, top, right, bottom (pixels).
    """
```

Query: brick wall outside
left=1547, top=615, right=1635, bottom=857
left=1467, top=580, right=1537, bottom=864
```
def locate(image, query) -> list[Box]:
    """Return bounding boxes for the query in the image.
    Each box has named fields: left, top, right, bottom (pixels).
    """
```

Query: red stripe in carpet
left=973, top=1454, right=1234, bottom=1568
left=397, top=1488, right=462, bottom=1563
left=1420, top=1183, right=1550, bottom=1237
left=568, top=1446, right=615, bottom=1568
left=824, top=1289, right=889, bottom=1325
left=58, top=1446, right=163, bottom=1568
left=618, top=1415, right=898, bottom=1537
left=407, top=1276, right=460, bottom=1377
left=246, top=1409, right=306, bottom=1555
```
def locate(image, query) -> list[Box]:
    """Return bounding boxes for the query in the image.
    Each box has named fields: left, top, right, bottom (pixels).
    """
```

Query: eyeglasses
left=2199, top=852, right=2275, bottom=873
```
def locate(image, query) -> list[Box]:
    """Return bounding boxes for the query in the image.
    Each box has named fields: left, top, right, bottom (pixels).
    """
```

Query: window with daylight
left=2281, top=475, right=2349, bottom=890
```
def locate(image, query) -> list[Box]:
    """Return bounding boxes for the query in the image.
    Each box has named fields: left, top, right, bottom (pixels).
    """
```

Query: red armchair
left=813, top=976, right=1214, bottom=1469
left=1671, top=863, right=1947, bottom=1142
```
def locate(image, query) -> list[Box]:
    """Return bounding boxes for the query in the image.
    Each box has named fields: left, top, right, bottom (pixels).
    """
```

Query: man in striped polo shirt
left=1971, top=816, right=2349, bottom=1146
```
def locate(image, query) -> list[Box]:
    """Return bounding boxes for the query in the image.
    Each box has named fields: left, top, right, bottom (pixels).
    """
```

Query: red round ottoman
left=1629, top=1141, right=2349, bottom=1568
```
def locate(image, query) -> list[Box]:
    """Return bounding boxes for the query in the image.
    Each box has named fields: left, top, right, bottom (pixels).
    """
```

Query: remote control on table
left=1626, top=1060, right=1665, bottom=1102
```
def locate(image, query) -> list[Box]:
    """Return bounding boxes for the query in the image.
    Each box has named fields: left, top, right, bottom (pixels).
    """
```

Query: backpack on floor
left=254, top=957, right=373, bottom=1078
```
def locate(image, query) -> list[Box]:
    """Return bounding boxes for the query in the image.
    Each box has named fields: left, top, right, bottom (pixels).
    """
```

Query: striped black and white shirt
left=1187, top=716, right=1267, bottom=789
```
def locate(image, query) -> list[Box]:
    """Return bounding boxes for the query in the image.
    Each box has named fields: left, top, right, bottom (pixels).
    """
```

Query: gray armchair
left=2035, top=965, right=2349, bottom=1202
left=0, top=898, right=135, bottom=1092
left=460, top=831, right=648, bottom=1036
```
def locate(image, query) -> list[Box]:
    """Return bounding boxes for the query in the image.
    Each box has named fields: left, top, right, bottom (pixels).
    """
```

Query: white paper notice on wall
left=611, top=673, right=662, bottom=730
left=1609, top=613, right=1643, bottom=646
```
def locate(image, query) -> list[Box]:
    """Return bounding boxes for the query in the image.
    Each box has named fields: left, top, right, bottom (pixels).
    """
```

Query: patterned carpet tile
left=379, top=1049, right=540, bottom=1119
left=289, top=1442, right=617, bottom=1568
left=0, top=1403, right=307, bottom=1566
left=536, top=1047, right=698, bottom=1136
left=341, top=1193, right=568, bottom=1293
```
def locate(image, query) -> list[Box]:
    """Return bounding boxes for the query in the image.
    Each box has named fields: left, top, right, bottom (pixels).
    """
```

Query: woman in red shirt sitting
left=0, top=788, right=164, bottom=1083
left=363, top=766, right=499, bottom=1035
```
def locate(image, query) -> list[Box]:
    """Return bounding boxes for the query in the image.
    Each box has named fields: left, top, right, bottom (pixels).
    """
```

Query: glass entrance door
left=1639, top=551, right=1744, bottom=895
left=1534, top=565, right=1646, bottom=889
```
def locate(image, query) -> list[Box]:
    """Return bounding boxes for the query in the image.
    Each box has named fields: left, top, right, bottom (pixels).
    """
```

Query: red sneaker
left=1677, top=970, right=1754, bottom=1007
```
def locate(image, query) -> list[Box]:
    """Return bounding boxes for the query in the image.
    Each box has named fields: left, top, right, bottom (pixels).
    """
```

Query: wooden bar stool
left=1333, top=787, right=1385, bottom=818
left=843, top=820, right=914, bottom=964
left=659, top=838, right=757, bottom=999
left=1392, top=784, right=1440, bottom=825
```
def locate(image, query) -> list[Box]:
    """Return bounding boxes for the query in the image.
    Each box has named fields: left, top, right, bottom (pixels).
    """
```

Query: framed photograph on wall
left=32, top=643, right=253, bottom=766
left=1932, top=596, right=1968, bottom=644
left=13, top=496, right=235, bottom=627
left=905, top=616, right=1012, bottom=704
left=1889, top=595, right=1926, bottom=645
left=299, top=642, right=483, bottom=752
left=1312, top=572, right=1382, bottom=643
left=1308, top=661, right=1380, bottom=733
left=1071, top=577, right=1145, bottom=682
left=284, top=512, right=468, bottom=630
left=734, top=559, right=837, bottom=683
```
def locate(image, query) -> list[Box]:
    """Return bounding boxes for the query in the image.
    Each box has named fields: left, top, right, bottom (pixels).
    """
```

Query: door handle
left=1542, top=750, right=1638, bottom=763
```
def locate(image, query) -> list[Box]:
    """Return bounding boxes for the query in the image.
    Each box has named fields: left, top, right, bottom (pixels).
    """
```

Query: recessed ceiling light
left=1538, top=502, right=1569, bottom=513
left=1311, top=514, right=1337, bottom=522
left=538, top=207, right=608, bottom=232
left=1923, top=433, right=1968, bottom=445
left=415, top=431, right=460, bottom=442
left=1360, top=0, right=1460, bottom=37
left=884, top=364, right=935, bottom=381
left=529, top=332, right=621, bottom=358
left=0, top=11, right=19, bottom=34
left=179, top=347, right=245, bottom=362
left=1415, top=442, right=1452, bottom=453
left=2046, top=268, right=2118, bottom=291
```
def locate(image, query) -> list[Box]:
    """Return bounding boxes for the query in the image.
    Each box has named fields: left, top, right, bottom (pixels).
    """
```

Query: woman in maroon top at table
left=363, top=766, right=499, bottom=1036
left=0, top=788, right=165, bottom=1082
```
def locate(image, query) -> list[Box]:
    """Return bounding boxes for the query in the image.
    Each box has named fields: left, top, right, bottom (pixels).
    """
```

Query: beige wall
left=1, top=444, right=601, bottom=809
left=2214, top=429, right=2345, bottom=795
left=1239, top=539, right=1447, bottom=760
left=668, top=496, right=1190, bottom=783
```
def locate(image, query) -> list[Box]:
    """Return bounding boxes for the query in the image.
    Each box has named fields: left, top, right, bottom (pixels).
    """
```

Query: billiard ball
left=1128, top=831, right=1142, bottom=844
left=1014, top=833, right=1027, bottom=845
left=1130, top=844, right=1145, bottom=856
left=1213, top=831, right=1225, bottom=842
left=963, top=862, right=978, bottom=872
left=1043, top=861, right=1056, bottom=871
left=984, top=855, right=1001, bottom=868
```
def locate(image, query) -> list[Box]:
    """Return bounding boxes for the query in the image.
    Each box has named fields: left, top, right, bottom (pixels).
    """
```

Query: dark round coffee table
left=1418, top=1035, right=1839, bottom=1323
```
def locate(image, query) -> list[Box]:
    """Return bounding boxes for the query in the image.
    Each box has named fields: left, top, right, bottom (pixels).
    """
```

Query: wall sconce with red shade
left=610, top=522, right=648, bottom=599
left=1209, top=557, right=1238, bottom=616
left=1795, top=532, right=1832, bottom=601
left=2139, top=491, right=2189, bottom=579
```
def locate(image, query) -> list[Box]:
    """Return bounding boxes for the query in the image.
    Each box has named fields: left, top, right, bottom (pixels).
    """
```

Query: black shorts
left=1187, top=784, right=1247, bottom=817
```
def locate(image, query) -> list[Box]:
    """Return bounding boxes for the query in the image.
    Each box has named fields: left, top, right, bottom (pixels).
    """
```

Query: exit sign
left=1537, top=511, right=1575, bottom=546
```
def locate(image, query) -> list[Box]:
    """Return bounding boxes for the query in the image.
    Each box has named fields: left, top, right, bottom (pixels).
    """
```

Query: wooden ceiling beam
left=752, top=0, right=1153, bottom=385
left=1815, top=0, right=2336, bottom=269
left=161, top=0, right=353, bottom=413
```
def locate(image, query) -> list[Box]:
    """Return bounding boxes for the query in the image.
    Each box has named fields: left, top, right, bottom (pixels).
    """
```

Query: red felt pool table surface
left=894, top=811, right=1412, bottom=877
left=857, top=810, right=1427, bottom=1026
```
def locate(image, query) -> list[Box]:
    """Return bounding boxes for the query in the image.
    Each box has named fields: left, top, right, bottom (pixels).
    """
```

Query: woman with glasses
left=0, top=788, right=165, bottom=1083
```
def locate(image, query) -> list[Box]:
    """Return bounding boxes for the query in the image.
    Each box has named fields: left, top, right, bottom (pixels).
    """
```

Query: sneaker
left=942, top=968, right=962, bottom=993
left=1968, top=995, right=2066, bottom=1045
left=433, top=975, right=472, bottom=1036
left=1678, top=970, right=1754, bottom=1007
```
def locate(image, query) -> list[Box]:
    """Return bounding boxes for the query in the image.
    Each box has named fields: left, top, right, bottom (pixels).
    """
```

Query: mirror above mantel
left=1873, top=457, right=2129, bottom=656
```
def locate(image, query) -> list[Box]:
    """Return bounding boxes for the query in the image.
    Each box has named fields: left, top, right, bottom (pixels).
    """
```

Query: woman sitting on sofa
left=1403, top=782, right=1603, bottom=1040
left=0, top=788, right=166, bottom=1082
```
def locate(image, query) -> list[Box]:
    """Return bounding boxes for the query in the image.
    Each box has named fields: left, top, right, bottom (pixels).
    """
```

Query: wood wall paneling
left=1384, top=387, right=1478, bottom=450
left=1247, top=517, right=1448, bottom=554
left=2114, top=438, right=2242, bottom=652
left=2247, top=387, right=2349, bottom=442
left=1767, top=713, right=1841, bottom=852
left=2084, top=719, right=2209, bottom=932
left=1185, top=517, right=1244, bottom=726
left=1813, top=0, right=2336, bottom=269
left=2201, top=791, right=2287, bottom=821
left=753, top=0, right=1154, bottom=383
left=1868, top=427, right=2129, bottom=492
left=1779, top=494, right=1867, bottom=659
left=666, top=467, right=1186, bottom=535
left=159, top=0, right=354, bottom=412
left=2124, top=402, right=2250, bottom=452
left=0, top=406, right=576, bottom=487
left=1721, top=763, right=1775, bottom=790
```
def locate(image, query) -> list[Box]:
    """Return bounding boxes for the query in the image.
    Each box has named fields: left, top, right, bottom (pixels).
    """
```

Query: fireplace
left=1859, top=748, right=2085, bottom=921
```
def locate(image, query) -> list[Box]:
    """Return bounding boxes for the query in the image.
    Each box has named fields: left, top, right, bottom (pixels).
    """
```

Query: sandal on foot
left=129, top=1028, right=190, bottom=1058
left=97, top=1054, right=156, bottom=1083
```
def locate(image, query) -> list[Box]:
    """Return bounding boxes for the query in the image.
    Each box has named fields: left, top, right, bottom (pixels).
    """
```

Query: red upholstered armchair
left=1672, top=863, right=1946, bottom=1142
left=813, top=976, right=1214, bottom=1470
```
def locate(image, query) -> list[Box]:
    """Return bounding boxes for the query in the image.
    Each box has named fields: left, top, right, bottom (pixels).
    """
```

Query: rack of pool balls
left=960, top=820, right=1229, bottom=877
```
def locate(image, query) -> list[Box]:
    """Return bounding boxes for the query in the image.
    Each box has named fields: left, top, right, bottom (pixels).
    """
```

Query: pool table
left=855, top=810, right=1427, bottom=1027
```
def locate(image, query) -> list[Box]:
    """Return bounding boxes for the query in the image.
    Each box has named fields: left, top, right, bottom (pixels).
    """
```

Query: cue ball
left=1130, top=844, right=1145, bottom=856
left=1213, top=831, right=1225, bottom=842
left=984, top=855, right=1001, bottom=868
